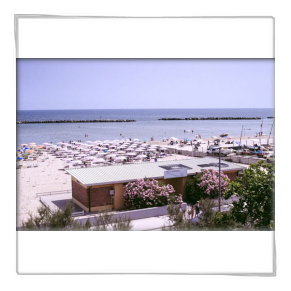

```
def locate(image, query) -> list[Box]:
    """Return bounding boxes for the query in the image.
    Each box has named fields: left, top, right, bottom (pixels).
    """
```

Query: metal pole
left=239, top=125, right=244, bottom=149
left=219, top=147, right=221, bottom=212
left=268, top=119, right=274, bottom=145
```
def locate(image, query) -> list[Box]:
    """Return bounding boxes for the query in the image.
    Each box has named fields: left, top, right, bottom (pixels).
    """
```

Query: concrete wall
left=75, top=202, right=188, bottom=226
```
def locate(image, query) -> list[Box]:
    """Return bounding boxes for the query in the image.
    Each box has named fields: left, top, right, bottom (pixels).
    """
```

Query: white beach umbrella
left=106, top=154, right=117, bottom=158
left=62, top=158, right=73, bottom=162
left=170, top=137, right=179, bottom=141
left=84, top=156, right=95, bottom=161
left=133, top=138, right=140, bottom=142
left=135, top=149, right=145, bottom=152
left=160, top=147, right=168, bottom=150
left=78, top=153, right=87, bottom=157
left=116, top=150, right=126, bottom=154
left=93, top=146, right=103, bottom=150
left=115, top=156, right=127, bottom=161
left=70, top=160, right=83, bottom=165
left=126, top=152, right=136, bottom=156
left=137, top=154, right=147, bottom=158
left=107, top=149, right=117, bottom=152
left=81, top=148, right=91, bottom=152
left=89, top=150, right=98, bottom=155
left=92, top=158, right=105, bottom=163
left=97, top=152, right=107, bottom=156
left=58, top=148, right=66, bottom=152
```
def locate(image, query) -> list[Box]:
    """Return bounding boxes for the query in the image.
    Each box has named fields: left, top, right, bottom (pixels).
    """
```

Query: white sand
left=17, top=135, right=274, bottom=227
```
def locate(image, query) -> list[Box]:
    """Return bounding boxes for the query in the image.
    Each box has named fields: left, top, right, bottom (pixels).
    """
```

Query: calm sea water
left=16, top=109, right=274, bottom=147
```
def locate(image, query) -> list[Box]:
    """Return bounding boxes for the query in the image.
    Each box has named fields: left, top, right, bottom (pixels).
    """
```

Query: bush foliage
left=123, top=178, right=182, bottom=210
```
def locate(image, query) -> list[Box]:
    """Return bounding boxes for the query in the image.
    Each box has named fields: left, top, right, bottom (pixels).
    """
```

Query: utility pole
left=239, top=125, right=244, bottom=149
left=268, top=119, right=274, bottom=145
left=218, top=147, right=221, bottom=212
left=259, top=119, right=264, bottom=145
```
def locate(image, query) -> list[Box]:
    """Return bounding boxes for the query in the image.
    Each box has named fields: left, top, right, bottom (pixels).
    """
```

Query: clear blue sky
left=17, top=59, right=274, bottom=110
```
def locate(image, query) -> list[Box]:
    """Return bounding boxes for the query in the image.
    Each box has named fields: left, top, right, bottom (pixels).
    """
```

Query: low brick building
left=66, top=157, right=245, bottom=212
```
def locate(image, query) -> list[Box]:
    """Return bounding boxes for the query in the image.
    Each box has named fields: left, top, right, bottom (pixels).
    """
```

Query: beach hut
left=66, top=157, right=245, bottom=212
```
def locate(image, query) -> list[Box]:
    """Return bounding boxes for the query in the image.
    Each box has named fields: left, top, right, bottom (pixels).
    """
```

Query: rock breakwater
left=158, top=117, right=261, bottom=121
left=17, top=119, right=136, bottom=124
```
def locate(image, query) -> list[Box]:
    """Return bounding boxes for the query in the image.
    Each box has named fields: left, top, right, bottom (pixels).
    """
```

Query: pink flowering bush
left=197, top=169, right=229, bottom=198
left=123, top=178, right=183, bottom=210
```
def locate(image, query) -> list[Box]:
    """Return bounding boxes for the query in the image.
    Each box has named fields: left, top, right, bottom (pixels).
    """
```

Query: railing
left=36, top=189, right=71, bottom=197
left=39, top=196, right=53, bottom=213
left=72, top=211, right=85, bottom=217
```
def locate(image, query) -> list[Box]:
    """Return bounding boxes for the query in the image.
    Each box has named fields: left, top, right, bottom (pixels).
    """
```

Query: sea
left=16, top=108, right=274, bottom=147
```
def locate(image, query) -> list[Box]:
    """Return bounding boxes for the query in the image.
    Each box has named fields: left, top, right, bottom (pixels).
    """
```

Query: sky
left=17, top=59, right=274, bottom=110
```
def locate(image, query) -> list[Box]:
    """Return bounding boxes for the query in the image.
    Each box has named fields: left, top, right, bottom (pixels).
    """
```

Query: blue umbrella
left=17, top=157, right=23, bottom=160
left=25, top=147, right=29, bottom=150
left=235, top=142, right=242, bottom=145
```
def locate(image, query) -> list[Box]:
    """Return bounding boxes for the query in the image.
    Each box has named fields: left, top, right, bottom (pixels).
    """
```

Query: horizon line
left=17, top=107, right=274, bottom=111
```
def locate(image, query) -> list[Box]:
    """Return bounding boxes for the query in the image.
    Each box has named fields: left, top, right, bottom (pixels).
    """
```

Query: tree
left=164, top=199, right=244, bottom=231
left=225, top=161, right=275, bottom=230
left=21, top=202, right=133, bottom=231
left=185, top=174, right=206, bottom=205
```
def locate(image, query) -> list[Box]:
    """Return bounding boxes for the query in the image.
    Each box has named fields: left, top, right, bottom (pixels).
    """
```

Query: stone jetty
left=17, top=119, right=136, bottom=124
left=158, top=117, right=261, bottom=121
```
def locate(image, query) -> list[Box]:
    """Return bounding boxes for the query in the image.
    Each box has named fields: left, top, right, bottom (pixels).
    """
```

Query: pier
left=158, top=117, right=261, bottom=121
left=17, top=119, right=136, bottom=124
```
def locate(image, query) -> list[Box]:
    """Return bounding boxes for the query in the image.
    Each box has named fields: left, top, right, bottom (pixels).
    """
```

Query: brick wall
left=90, top=186, right=113, bottom=207
left=224, top=171, right=238, bottom=181
left=72, top=180, right=88, bottom=207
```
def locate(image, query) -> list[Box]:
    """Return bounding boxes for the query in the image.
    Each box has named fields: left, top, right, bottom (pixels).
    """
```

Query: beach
left=16, top=135, right=274, bottom=228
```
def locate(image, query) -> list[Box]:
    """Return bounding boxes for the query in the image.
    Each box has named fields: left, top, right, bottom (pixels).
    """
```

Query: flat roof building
left=66, top=157, right=245, bottom=213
